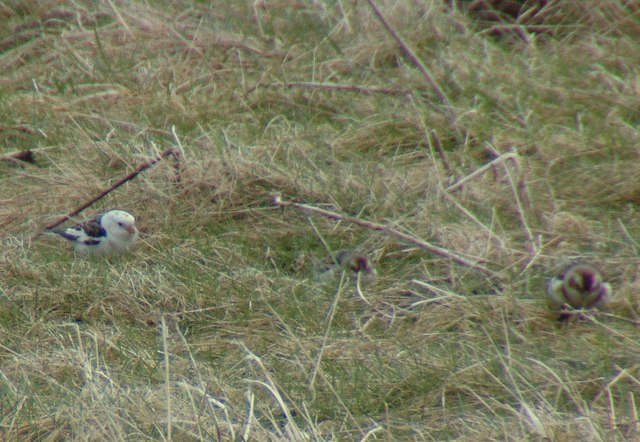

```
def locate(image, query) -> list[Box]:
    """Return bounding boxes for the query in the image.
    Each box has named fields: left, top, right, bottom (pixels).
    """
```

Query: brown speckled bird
left=548, top=262, right=610, bottom=318
left=335, top=250, right=376, bottom=276
left=314, top=250, right=377, bottom=281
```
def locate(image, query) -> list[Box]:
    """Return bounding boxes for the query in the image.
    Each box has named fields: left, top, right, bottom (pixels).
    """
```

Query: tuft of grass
left=2, top=0, right=640, bottom=440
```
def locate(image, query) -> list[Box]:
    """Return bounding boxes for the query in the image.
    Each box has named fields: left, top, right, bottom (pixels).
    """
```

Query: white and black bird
left=48, top=209, right=138, bottom=258
left=548, top=262, right=610, bottom=319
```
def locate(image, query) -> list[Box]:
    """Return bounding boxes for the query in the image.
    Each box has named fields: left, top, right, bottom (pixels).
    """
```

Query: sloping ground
left=1, top=0, right=640, bottom=440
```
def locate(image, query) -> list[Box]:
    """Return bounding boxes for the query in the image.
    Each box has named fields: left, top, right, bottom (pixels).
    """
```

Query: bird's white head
left=102, top=210, right=137, bottom=238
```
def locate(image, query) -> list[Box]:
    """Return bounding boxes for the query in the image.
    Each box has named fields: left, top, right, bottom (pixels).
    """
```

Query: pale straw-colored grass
left=1, top=0, right=640, bottom=440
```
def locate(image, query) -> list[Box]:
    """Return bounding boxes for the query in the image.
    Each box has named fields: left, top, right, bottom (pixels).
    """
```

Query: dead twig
left=365, top=0, right=452, bottom=110
left=501, top=151, right=535, bottom=253
left=428, top=130, right=454, bottom=179
left=272, top=194, right=502, bottom=279
left=39, top=147, right=177, bottom=234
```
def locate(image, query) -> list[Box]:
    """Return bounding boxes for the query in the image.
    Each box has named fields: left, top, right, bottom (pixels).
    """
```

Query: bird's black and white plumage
left=548, top=262, right=610, bottom=317
left=48, top=209, right=138, bottom=257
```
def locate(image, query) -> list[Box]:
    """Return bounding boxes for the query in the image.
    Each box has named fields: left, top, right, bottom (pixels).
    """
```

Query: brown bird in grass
left=314, top=250, right=377, bottom=281
left=335, top=250, right=376, bottom=276
left=547, top=262, right=610, bottom=319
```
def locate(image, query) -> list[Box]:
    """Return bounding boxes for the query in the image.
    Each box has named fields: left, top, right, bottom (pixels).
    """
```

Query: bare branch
left=429, top=130, right=454, bottom=179
left=40, top=148, right=177, bottom=233
left=366, top=0, right=452, bottom=109
left=271, top=194, right=502, bottom=279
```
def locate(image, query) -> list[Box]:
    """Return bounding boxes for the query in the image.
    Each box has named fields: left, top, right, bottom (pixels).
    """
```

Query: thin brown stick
left=40, top=147, right=177, bottom=232
left=272, top=194, right=502, bottom=279
left=502, top=152, right=535, bottom=253
left=366, top=0, right=452, bottom=109
left=429, top=130, right=454, bottom=179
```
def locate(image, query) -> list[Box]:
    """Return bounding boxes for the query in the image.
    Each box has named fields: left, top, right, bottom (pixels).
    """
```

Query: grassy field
left=2, top=0, right=640, bottom=440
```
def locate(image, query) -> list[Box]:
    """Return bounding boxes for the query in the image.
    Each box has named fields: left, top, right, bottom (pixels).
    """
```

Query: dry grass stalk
left=2, top=1, right=640, bottom=440
left=246, top=81, right=410, bottom=96
left=445, top=152, right=518, bottom=193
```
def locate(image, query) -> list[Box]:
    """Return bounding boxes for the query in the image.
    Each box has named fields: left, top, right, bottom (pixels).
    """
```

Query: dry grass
left=2, top=0, right=640, bottom=440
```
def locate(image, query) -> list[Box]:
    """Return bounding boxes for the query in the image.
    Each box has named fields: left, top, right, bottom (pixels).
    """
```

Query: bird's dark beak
left=126, top=225, right=136, bottom=234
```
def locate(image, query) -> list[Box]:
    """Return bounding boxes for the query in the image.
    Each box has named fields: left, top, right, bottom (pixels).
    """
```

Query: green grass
left=2, top=0, right=640, bottom=440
